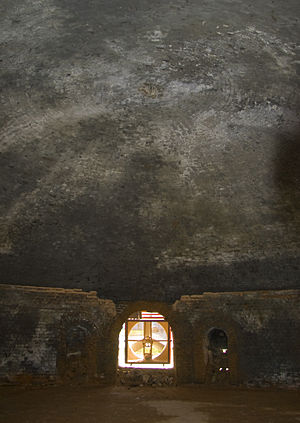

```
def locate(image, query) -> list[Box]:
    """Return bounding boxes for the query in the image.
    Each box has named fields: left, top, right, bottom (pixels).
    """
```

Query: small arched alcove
left=208, top=328, right=228, bottom=352
left=205, top=328, right=230, bottom=383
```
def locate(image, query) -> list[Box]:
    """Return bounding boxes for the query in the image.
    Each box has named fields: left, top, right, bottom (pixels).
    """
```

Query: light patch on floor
left=143, top=400, right=209, bottom=423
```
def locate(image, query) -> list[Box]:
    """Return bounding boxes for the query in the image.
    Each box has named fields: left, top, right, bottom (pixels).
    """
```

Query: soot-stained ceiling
left=0, top=0, right=299, bottom=301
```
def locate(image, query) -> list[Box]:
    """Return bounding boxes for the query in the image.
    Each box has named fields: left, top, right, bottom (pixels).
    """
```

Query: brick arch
left=105, top=301, right=181, bottom=383
left=193, top=320, right=239, bottom=385
left=57, top=312, right=100, bottom=383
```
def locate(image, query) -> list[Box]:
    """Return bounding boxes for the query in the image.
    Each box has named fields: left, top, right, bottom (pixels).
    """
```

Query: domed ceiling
left=0, top=0, right=299, bottom=300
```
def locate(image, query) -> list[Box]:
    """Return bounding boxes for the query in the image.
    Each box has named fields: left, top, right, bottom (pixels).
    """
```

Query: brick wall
left=0, top=284, right=115, bottom=385
left=174, top=290, right=300, bottom=387
left=0, top=285, right=299, bottom=387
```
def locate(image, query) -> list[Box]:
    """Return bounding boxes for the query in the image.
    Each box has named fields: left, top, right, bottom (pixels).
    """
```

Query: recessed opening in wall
left=207, top=328, right=229, bottom=375
left=118, top=311, right=174, bottom=369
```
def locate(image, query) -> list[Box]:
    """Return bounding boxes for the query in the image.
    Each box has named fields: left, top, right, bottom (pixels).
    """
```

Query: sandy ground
left=0, top=385, right=299, bottom=423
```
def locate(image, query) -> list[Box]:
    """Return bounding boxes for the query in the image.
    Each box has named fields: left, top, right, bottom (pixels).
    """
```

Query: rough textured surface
left=174, top=290, right=300, bottom=387
left=0, top=284, right=116, bottom=384
left=0, top=385, right=299, bottom=423
left=0, top=0, right=299, bottom=301
left=1, top=284, right=299, bottom=387
left=117, top=368, right=175, bottom=387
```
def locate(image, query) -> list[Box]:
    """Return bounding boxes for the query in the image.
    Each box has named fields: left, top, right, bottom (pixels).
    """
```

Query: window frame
left=125, top=319, right=171, bottom=364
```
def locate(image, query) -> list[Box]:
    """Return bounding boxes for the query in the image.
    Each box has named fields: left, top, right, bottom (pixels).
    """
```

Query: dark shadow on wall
left=0, top=307, right=40, bottom=375
left=0, top=150, right=56, bottom=213
left=0, top=118, right=300, bottom=301
left=155, top=255, right=300, bottom=302
left=274, top=129, right=300, bottom=231
left=0, top=145, right=192, bottom=300
left=238, top=311, right=300, bottom=383
left=1, top=255, right=299, bottom=304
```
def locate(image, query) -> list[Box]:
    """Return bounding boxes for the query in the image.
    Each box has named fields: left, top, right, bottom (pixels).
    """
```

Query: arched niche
left=208, top=328, right=228, bottom=351
left=205, top=327, right=230, bottom=384
left=105, top=301, right=177, bottom=384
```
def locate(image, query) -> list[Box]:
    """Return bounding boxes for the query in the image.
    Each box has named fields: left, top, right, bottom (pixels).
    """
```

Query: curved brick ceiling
left=0, top=0, right=299, bottom=300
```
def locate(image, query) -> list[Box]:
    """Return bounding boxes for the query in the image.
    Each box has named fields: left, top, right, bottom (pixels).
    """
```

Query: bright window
left=118, top=311, right=174, bottom=369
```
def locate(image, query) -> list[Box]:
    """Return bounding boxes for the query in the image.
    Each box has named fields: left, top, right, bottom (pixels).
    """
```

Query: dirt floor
left=0, top=385, right=299, bottom=423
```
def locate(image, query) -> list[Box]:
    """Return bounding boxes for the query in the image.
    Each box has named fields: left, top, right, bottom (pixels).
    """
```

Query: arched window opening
left=208, top=328, right=228, bottom=353
left=118, top=311, right=174, bottom=369
left=206, top=328, right=230, bottom=382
